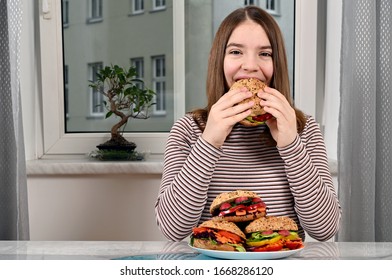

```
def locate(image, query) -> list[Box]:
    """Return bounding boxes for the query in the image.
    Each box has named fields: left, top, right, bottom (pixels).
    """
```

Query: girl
left=155, top=6, right=341, bottom=242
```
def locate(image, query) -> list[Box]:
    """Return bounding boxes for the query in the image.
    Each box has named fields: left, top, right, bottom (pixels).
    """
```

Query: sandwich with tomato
left=190, top=220, right=246, bottom=252
left=244, top=216, right=304, bottom=252
left=210, top=190, right=267, bottom=222
left=230, top=78, right=273, bottom=126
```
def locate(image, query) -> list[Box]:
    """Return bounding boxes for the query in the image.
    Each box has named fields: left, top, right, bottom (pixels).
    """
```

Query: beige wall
left=28, top=174, right=166, bottom=241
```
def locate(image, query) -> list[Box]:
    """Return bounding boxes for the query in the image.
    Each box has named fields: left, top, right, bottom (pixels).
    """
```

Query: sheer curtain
left=0, top=0, right=29, bottom=240
left=338, top=0, right=392, bottom=241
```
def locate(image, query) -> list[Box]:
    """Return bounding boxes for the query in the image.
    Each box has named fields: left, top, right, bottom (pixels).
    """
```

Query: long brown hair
left=192, top=6, right=306, bottom=142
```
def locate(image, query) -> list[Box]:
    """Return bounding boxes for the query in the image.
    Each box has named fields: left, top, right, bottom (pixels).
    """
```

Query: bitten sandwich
left=244, top=216, right=304, bottom=252
left=230, top=78, right=273, bottom=126
left=210, top=190, right=267, bottom=222
left=190, top=220, right=246, bottom=252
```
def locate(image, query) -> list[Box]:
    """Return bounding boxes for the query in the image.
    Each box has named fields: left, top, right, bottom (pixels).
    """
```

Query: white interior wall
left=28, top=174, right=166, bottom=241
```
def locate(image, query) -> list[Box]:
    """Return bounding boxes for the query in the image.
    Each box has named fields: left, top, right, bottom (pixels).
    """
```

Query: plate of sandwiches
left=189, top=190, right=304, bottom=260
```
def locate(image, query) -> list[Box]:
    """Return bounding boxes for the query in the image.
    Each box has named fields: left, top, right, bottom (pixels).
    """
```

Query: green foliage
left=89, top=64, right=156, bottom=123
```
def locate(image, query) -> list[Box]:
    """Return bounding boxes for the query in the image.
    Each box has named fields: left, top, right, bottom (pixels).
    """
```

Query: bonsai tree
left=89, top=64, right=155, bottom=153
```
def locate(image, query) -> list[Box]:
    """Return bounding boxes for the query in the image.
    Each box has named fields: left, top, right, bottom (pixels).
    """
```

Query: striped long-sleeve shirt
left=155, top=114, right=341, bottom=241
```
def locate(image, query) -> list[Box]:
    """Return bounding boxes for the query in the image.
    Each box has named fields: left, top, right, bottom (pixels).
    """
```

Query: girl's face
left=224, top=20, right=274, bottom=88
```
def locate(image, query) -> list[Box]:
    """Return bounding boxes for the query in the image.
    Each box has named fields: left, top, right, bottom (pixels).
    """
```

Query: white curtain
left=338, top=0, right=392, bottom=241
left=0, top=0, right=29, bottom=240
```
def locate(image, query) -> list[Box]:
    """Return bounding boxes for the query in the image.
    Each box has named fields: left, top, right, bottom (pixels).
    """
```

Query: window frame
left=87, top=0, right=103, bottom=23
left=244, top=0, right=259, bottom=6
left=88, top=62, right=105, bottom=117
left=152, top=0, right=166, bottom=11
left=131, top=57, right=145, bottom=79
left=131, top=0, right=144, bottom=15
left=64, top=64, right=69, bottom=118
left=62, top=0, right=69, bottom=27
left=266, top=0, right=280, bottom=16
left=151, top=55, right=166, bottom=115
left=37, top=0, right=318, bottom=157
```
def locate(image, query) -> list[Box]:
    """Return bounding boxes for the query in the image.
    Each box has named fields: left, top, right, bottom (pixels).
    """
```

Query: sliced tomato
left=285, top=240, right=303, bottom=250
left=252, top=113, right=273, bottom=122
left=192, top=227, right=210, bottom=235
left=234, top=196, right=250, bottom=204
left=246, top=202, right=265, bottom=211
left=251, top=197, right=263, bottom=203
left=278, top=230, right=290, bottom=237
left=219, top=202, right=232, bottom=211
left=216, top=230, right=243, bottom=244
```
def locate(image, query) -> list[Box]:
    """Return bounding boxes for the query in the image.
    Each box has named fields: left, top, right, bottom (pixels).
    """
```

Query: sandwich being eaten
left=210, top=190, right=267, bottom=222
left=190, top=220, right=246, bottom=252
left=245, top=216, right=304, bottom=252
left=230, top=78, right=273, bottom=126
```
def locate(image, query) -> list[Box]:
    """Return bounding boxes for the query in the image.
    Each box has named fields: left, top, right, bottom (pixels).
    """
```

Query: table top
left=0, top=241, right=391, bottom=260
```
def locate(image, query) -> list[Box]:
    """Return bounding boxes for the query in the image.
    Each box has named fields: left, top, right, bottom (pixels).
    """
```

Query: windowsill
left=26, top=154, right=164, bottom=176
left=27, top=155, right=337, bottom=177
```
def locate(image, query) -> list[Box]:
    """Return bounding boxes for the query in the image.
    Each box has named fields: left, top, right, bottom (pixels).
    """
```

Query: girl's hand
left=202, top=88, right=254, bottom=148
left=258, top=87, right=298, bottom=147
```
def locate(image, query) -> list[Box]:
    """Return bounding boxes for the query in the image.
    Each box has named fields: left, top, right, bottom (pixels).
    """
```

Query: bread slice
left=244, top=216, right=298, bottom=234
left=230, top=78, right=267, bottom=115
left=210, top=190, right=259, bottom=214
left=199, top=219, right=246, bottom=240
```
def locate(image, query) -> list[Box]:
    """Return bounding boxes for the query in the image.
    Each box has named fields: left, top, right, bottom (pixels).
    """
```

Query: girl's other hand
left=258, top=86, right=297, bottom=147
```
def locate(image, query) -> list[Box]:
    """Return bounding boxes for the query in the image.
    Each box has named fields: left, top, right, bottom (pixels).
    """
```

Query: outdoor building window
left=88, top=0, right=103, bottom=23
left=152, top=56, right=166, bottom=115
left=88, top=62, right=104, bottom=117
left=131, top=57, right=144, bottom=78
left=266, top=0, right=280, bottom=15
left=62, top=0, right=69, bottom=27
left=132, top=0, right=144, bottom=14
left=131, top=57, right=144, bottom=88
left=153, top=0, right=166, bottom=11
left=244, top=0, right=258, bottom=6
left=64, top=65, right=69, bottom=118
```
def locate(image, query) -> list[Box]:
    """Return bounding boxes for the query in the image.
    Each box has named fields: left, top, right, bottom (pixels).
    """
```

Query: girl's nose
left=241, top=56, right=258, bottom=72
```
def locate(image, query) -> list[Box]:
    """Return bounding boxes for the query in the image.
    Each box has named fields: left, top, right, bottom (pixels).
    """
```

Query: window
left=131, top=57, right=144, bottom=88
left=131, top=57, right=144, bottom=79
left=88, top=0, right=103, bottom=22
left=88, top=62, right=104, bottom=117
left=152, top=56, right=166, bottom=115
left=266, top=0, right=280, bottom=15
left=37, top=0, right=323, bottom=157
left=244, top=0, right=258, bottom=6
left=132, top=0, right=144, bottom=14
left=62, top=0, right=69, bottom=27
left=153, top=0, right=166, bottom=11
left=64, top=65, right=69, bottom=118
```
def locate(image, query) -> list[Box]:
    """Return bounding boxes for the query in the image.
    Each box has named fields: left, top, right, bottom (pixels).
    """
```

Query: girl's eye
left=260, top=52, right=272, bottom=57
left=228, top=50, right=241, bottom=55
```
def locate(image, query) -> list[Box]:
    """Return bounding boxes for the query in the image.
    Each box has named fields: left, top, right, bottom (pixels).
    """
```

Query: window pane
left=62, top=0, right=294, bottom=133
left=63, top=0, right=173, bottom=132
left=184, top=0, right=294, bottom=111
